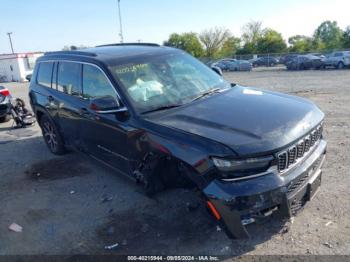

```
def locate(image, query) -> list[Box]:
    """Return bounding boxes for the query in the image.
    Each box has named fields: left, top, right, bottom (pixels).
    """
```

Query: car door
left=78, top=63, right=132, bottom=176
left=34, top=61, right=60, bottom=123
left=332, top=53, right=342, bottom=66
left=54, top=61, right=86, bottom=147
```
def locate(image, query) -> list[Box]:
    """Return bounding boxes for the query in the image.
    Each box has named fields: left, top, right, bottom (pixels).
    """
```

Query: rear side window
left=57, top=62, right=82, bottom=96
left=37, top=62, right=53, bottom=88
left=82, top=64, right=117, bottom=99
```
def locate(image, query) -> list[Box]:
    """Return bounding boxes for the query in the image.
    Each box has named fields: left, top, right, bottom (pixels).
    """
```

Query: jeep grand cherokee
left=29, top=43, right=327, bottom=238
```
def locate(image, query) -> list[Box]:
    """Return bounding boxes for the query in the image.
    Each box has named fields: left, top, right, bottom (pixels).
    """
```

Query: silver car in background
left=324, top=51, right=350, bottom=69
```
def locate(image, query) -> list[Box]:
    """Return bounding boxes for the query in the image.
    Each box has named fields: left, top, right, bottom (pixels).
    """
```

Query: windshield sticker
left=116, top=64, right=148, bottom=74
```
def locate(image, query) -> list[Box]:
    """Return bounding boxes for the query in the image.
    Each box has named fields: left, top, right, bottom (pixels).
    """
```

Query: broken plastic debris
left=323, top=242, right=333, bottom=248
left=216, top=225, right=222, bottom=232
left=104, top=242, right=119, bottom=250
left=8, top=223, right=23, bottom=233
left=325, top=221, right=333, bottom=226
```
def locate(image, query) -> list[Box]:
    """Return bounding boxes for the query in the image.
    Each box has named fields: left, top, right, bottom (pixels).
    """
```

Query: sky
left=0, top=0, right=349, bottom=54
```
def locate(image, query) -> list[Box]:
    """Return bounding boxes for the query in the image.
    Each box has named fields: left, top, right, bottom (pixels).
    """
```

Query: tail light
left=0, top=88, right=10, bottom=97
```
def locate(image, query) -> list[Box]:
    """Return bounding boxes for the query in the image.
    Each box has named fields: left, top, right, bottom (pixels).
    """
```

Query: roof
left=41, top=44, right=179, bottom=65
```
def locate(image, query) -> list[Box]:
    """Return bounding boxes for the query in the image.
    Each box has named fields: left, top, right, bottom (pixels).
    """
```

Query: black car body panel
left=149, top=86, right=324, bottom=156
left=29, top=44, right=327, bottom=239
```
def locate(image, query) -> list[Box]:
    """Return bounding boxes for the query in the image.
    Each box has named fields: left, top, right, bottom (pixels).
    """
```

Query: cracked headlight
left=211, top=156, right=273, bottom=173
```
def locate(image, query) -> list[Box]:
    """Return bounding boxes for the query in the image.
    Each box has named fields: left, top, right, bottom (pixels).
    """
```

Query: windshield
left=109, top=52, right=229, bottom=113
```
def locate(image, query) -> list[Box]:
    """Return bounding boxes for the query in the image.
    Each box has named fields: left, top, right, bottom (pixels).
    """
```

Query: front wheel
left=40, top=114, right=65, bottom=155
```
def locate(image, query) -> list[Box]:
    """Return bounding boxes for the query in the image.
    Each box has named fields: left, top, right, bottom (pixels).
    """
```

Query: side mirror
left=89, top=95, right=127, bottom=114
left=211, top=66, right=223, bottom=76
left=26, top=74, right=32, bottom=82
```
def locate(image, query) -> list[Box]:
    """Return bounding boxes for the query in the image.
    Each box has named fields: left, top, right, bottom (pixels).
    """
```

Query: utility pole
left=117, top=0, right=124, bottom=43
left=7, top=32, right=14, bottom=54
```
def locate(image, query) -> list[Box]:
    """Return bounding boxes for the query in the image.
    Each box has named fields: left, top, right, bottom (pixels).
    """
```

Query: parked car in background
left=286, top=55, right=324, bottom=70
left=309, top=53, right=326, bottom=60
left=0, top=86, right=11, bottom=122
left=212, top=59, right=252, bottom=71
left=324, top=51, right=350, bottom=69
left=279, top=54, right=298, bottom=65
left=250, top=56, right=278, bottom=67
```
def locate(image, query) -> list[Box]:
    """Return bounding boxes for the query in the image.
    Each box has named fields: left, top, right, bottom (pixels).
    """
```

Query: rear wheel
left=337, top=62, right=344, bottom=69
left=40, top=114, right=65, bottom=155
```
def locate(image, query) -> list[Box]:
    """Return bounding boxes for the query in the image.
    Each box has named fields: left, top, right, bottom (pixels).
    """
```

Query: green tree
left=288, top=35, right=314, bottom=52
left=256, top=29, right=287, bottom=53
left=314, top=21, right=343, bottom=50
left=343, top=26, right=350, bottom=48
left=164, top=32, right=204, bottom=57
left=217, top=36, right=241, bottom=58
left=241, top=21, right=263, bottom=45
left=238, top=21, right=263, bottom=54
left=199, top=27, right=231, bottom=58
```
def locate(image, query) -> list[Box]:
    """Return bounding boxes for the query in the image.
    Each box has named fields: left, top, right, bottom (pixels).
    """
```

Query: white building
left=0, top=52, right=43, bottom=82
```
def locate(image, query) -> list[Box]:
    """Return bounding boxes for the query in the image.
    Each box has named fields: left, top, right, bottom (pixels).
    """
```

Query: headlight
left=212, top=156, right=273, bottom=173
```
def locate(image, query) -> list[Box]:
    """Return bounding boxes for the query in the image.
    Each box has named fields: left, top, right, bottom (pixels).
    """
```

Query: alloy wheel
left=42, top=121, right=58, bottom=152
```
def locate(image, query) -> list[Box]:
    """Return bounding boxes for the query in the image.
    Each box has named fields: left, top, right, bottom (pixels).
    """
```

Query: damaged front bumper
left=203, top=139, right=327, bottom=238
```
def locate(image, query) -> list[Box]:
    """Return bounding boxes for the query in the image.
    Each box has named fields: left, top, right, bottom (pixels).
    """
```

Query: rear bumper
left=203, top=139, right=327, bottom=238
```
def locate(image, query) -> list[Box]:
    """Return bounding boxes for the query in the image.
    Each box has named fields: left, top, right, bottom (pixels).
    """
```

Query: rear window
left=37, top=62, right=53, bottom=88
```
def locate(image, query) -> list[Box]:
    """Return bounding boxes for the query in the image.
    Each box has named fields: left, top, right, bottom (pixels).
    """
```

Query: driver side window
left=82, top=64, right=117, bottom=99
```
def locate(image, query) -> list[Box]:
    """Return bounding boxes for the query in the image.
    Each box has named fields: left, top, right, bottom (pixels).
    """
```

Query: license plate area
left=288, top=169, right=322, bottom=215
left=307, top=170, right=322, bottom=201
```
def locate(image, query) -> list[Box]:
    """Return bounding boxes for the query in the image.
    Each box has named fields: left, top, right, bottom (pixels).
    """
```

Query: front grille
left=277, top=124, right=323, bottom=173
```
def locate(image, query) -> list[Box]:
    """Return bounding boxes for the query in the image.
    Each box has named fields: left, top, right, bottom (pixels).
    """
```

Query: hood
left=148, top=86, right=324, bottom=157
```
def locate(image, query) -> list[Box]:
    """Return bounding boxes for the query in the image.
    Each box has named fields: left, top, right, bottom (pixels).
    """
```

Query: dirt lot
left=0, top=69, right=350, bottom=256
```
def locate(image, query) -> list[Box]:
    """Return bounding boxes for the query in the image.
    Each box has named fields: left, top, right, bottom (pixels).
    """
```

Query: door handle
left=48, top=95, right=54, bottom=102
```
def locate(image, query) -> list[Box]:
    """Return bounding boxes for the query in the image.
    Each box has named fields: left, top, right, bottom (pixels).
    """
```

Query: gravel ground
left=0, top=68, right=349, bottom=256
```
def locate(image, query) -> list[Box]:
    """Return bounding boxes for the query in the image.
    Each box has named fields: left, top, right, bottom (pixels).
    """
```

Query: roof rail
left=96, top=43, right=160, bottom=48
left=44, top=50, right=97, bottom=57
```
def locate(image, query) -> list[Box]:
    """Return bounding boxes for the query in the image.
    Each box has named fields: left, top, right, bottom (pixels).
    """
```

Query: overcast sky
left=0, top=0, right=349, bottom=54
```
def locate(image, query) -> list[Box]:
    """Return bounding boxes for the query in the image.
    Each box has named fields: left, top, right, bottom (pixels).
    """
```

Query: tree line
left=163, top=20, right=350, bottom=59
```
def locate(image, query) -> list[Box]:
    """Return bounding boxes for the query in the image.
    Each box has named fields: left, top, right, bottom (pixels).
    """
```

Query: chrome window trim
left=36, top=60, right=122, bottom=101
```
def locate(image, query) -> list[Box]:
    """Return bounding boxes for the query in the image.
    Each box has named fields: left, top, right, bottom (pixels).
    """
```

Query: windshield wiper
left=141, top=104, right=183, bottom=114
left=191, top=88, right=222, bottom=102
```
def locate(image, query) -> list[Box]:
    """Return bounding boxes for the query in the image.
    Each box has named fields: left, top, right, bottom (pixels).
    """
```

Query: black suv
left=29, top=44, right=327, bottom=238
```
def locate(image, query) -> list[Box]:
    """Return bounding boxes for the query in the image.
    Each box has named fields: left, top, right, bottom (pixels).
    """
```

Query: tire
left=0, top=114, right=11, bottom=123
left=40, top=114, right=65, bottom=155
left=337, top=62, right=344, bottom=69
